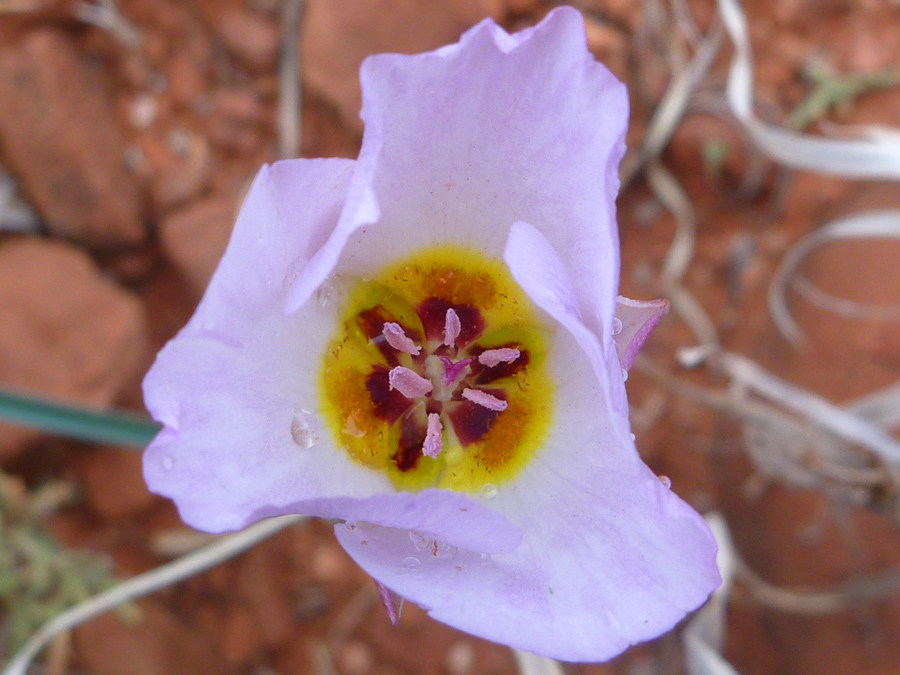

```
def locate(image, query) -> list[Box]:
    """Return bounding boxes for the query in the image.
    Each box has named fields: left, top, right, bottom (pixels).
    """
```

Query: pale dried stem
left=279, top=0, right=305, bottom=159
left=633, top=355, right=891, bottom=493
left=708, top=351, right=900, bottom=466
left=309, top=640, right=340, bottom=675
left=73, top=0, right=142, bottom=50
left=2, top=515, right=306, bottom=675
left=768, top=210, right=900, bottom=344
left=647, top=162, right=696, bottom=289
left=326, top=583, right=379, bottom=641
left=512, top=649, right=566, bottom=675
left=734, top=556, right=900, bottom=615
left=622, top=15, right=723, bottom=186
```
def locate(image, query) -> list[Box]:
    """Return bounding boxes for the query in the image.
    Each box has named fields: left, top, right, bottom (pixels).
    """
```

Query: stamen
left=462, top=388, right=508, bottom=411
left=477, top=348, right=520, bottom=367
left=422, top=412, right=443, bottom=458
left=438, top=355, right=472, bottom=386
left=388, top=366, right=433, bottom=398
left=383, top=322, right=421, bottom=355
left=443, top=308, right=461, bottom=347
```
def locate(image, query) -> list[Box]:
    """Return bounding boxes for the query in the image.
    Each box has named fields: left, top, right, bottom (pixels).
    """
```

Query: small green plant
left=0, top=472, right=127, bottom=662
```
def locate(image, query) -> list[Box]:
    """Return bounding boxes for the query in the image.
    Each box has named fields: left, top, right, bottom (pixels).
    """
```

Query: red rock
left=234, top=544, right=295, bottom=648
left=212, top=88, right=266, bottom=125
left=217, top=8, right=279, bottom=72
left=151, top=131, right=212, bottom=211
left=0, top=31, right=145, bottom=248
left=74, top=600, right=235, bottom=675
left=167, top=54, right=208, bottom=107
left=0, top=238, right=147, bottom=461
left=301, top=0, right=504, bottom=132
left=77, top=445, right=157, bottom=519
left=159, top=194, right=237, bottom=296
left=220, top=605, right=266, bottom=668
left=583, top=14, right=629, bottom=82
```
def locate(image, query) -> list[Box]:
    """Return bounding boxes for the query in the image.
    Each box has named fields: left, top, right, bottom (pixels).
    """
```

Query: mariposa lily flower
left=143, top=7, right=720, bottom=662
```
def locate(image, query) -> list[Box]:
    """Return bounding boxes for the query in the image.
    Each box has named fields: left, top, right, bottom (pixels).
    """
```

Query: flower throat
left=318, top=246, right=554, bottom=493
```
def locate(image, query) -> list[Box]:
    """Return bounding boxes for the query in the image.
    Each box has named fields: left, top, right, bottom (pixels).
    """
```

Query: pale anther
left=443, top=308, right=461, bottom=347
left=383, top=322, right=421, bottom=355
left=423, top=412, right=444, bottom=458
left=389, top=366, right=433, bottom=398
left=462, top=388, right=508, bottom=411
left=477, top=348, right=520, bottom=368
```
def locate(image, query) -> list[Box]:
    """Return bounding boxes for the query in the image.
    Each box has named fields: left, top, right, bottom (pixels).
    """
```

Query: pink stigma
left=462, top=388, right=508, bottom=411
left=388, top=366, right=433, bottom=398
left=478, top=348, right=520, bottom=367
left=443, top=308, right=461, bottom=347
left=383, top=322, right=421, bottom=355
left=438, top=355, right=472, bottom=386
left=423, top=413, right=443, bottom=458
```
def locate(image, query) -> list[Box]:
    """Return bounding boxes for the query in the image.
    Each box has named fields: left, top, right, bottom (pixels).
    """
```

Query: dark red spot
left=393, top=415, right=427, bottom=472
left=471, top=346, right=530, bottom=384
left=448, top=399, right=501, bottom=445
left=366, top=366, right=413, bottom=423
left=418, top=298, right=484, bottom=347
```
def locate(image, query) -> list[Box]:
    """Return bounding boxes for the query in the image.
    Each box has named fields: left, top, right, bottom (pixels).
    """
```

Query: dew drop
left=433, top=542, right=458, bottom=559
left=622, top=368, right=629, bottom=382
left=161, top=454, right=175, bottom=470
left=291, top=410, right=320, bottom=448
left=345, top=522, right=357, bottom=531
left=479, top=553, right=491, bottom=566
left=480, top=484, right=498, bottom=500
left=630, top=433, right=636, bottom=441
left=612, top=317, right=623, bottom=335
left=409, top=530, right=432, bottom=551
left=658, top=475, right=672, bottom=489
left=316, top=280, right=339, bottom=308
left=400, top=557, right=421, bottom=574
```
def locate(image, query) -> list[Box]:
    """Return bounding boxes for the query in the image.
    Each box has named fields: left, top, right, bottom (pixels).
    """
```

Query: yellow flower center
left=318, top=246, right=553, bottom=494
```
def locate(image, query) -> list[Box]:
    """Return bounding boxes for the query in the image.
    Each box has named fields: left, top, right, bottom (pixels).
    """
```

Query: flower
left=143, top=7, right=720, bottom=662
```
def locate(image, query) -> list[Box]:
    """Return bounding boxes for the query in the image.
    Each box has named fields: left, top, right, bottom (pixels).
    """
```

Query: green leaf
left=0, top=387, right=160, bottom=448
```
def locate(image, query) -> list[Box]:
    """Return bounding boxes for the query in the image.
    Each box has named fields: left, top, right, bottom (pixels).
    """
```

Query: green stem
left=0, top=387, right=160, bottom=448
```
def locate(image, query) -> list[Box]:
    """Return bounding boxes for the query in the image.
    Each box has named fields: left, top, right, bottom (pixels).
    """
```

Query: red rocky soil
left=2, top=1, right=900, bottom=674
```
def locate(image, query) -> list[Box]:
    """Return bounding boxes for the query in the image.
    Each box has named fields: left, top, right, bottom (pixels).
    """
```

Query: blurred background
left=2, top=0, right=900, bottom=674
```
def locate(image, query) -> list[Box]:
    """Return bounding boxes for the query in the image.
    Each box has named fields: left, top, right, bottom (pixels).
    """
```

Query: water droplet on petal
left=409, top=530, right=432, bottom=550
left=316, top=279, right=339, bottom=308
left=479, top=553, right=491, bottom=566
left=612, top=317, right=623, bottom=335
left=622, top=368, right=629, bottom=382
left=433, top=542, right=458, bottom=559
left=345, top=522, right=356, bottom=531
left=400, top=557, right=421, bottom=574
left=480, top=484, right=498, bottom=500
left=291, top=410, right=320, bottom=448
left=658, top=475, right=672, bottom=489
left=161, top=454, right=175, bottom=470
left=630, top=432, right=636, bottom=441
